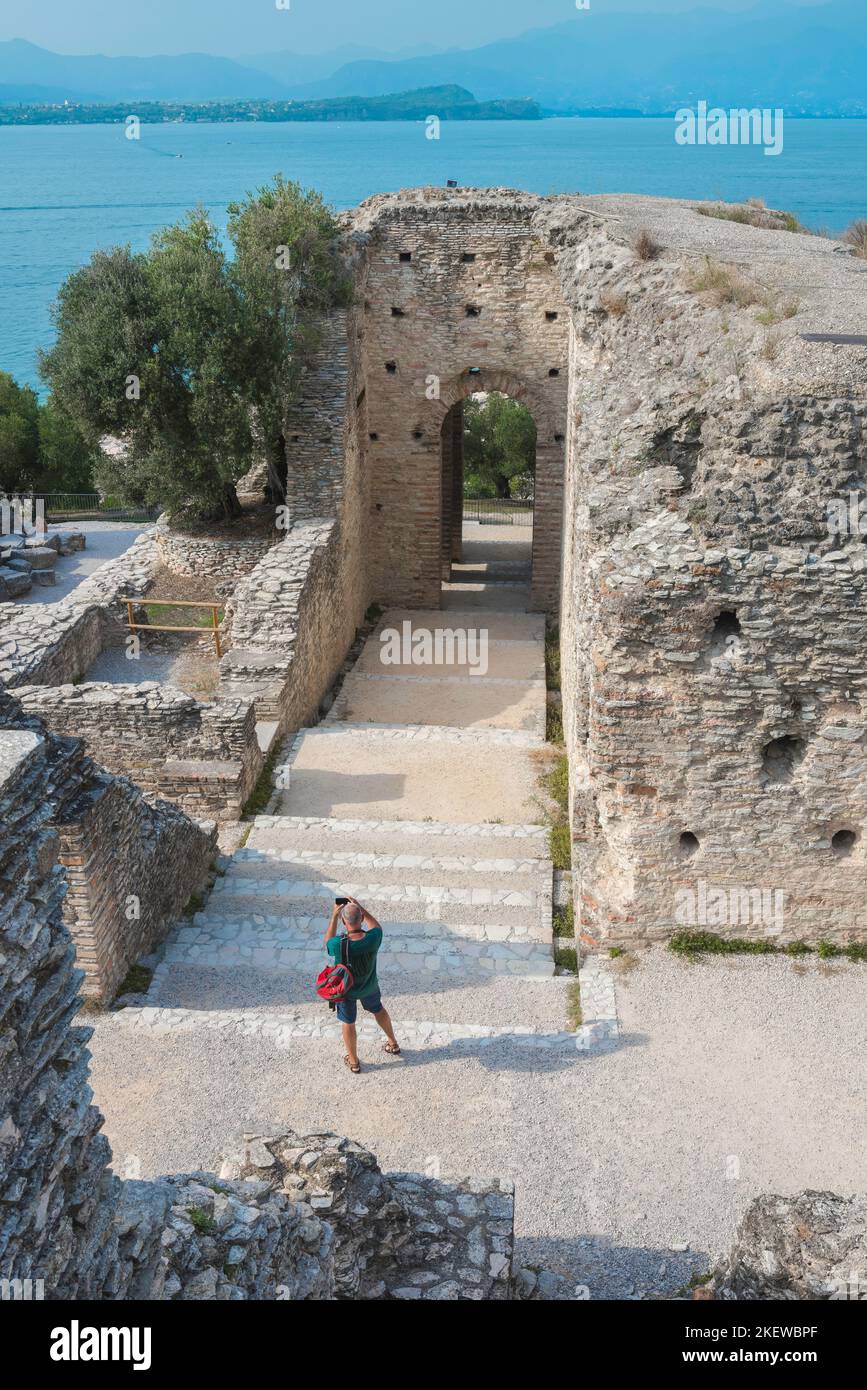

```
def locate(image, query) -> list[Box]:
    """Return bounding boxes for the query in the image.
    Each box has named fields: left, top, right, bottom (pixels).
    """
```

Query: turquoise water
left=2, top=117, right=866, bottom=390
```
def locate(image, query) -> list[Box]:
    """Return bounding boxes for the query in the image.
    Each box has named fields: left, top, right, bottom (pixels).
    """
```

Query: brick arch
left=435, top=369, right=553, bottom=433
left=435, top=371, right=564, bottom=612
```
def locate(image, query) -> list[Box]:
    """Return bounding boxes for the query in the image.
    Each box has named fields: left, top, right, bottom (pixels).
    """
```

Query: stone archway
left=434, top=368, right=565, bottom=612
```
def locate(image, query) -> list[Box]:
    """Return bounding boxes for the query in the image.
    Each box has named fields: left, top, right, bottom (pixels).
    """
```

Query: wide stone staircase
left=131, top=530, right=615, bottom=1050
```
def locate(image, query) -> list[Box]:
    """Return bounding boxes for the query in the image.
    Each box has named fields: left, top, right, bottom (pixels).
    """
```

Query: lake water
left=2, top=117, right=866, bottom=390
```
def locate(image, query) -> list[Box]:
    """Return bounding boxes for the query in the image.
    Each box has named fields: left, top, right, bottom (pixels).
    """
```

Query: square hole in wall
left=391, top=307, right=406, bottom=317
left=462, top=253, right=477, bottom=264
left=466, top=305, right=481, bottom=318
left=385, top=361, right=397, bottom=375
left=546, top=311, right=559, bottom=321
left=399, top=251, right=412, bottom=263
left=549, top=368, right=561, bottom=377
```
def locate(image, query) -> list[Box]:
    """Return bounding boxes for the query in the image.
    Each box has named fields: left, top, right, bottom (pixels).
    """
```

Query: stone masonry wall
left=0, top=689, right=216, bottom=1003
left=219, top=518, right=362, bottom=734
left=348, top=190, right=568, bottom=611
left=15, top=682, right=263, bottom=822
left=155, top=518, right=276, bottom=579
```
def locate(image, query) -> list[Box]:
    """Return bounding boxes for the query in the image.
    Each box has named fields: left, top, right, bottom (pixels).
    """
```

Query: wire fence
left=463, top=497, right=534, bottom=526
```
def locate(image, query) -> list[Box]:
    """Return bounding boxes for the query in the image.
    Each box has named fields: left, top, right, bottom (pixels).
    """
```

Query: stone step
left=200, top=884, right=549, bottom=937
left=113, top=1005, right=580, bottom=1051
left=272, top=725, right=545, bottom=823
left=233, top=844, right=548, bottom=883
left=356, top=637, right=544, bottom=682
left=450, top=564, right=531, bottom=583
left=164, top=922, right=554, bottom=976
left=378, top=608, right=544, bottom=643
left=326, top=672, right=546, bottom=735
left=248, top=816, right=550, bottom=863
left=441, top=582, right=534, bottom=613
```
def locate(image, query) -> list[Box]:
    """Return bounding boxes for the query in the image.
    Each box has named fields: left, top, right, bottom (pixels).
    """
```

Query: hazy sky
left=0, top=0, right=828, bottom=58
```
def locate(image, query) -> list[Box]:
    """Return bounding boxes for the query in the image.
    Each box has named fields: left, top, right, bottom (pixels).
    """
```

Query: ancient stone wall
left=536, top=192, right=867, bottom=950
left=0, top=690, right=216, bottom=1003
left=347, top=191, right=568, bottom=610
left=219, top=518, right=362, bottom=735
left=155, top=519, right=276, bottom=579
left=15, top=682, right=262, bottom=822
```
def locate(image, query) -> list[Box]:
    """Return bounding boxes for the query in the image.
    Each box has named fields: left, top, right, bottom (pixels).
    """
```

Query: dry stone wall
left=0, top=532, right=157, bottom=689
left=155, top=518, right=276, bottom=579
left=16, top=682, right=262, bottom=822
left=219, top=518, right=362, bottom=734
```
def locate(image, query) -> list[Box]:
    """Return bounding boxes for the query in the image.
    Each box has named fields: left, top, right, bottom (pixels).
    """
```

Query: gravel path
left=89, top=949, right=867, bottom=1300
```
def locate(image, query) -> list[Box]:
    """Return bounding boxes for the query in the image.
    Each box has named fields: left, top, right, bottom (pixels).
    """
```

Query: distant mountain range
left=1, top=2, right=865, bottom=114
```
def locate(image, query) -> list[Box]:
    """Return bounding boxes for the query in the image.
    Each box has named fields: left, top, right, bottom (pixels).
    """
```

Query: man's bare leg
left=342, top=1022, right=360, bottom=1070
left=373, top=1007, right=399, bottom=1050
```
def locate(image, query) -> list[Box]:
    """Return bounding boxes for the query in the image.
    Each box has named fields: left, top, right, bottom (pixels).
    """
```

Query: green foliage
left=545, top=755, right=569, bottom=815
left=554, top=944, right=578, bottom=974
left=36, top=400, right=96, bottom=492
left=0, top=371, right=94, bottom=493
left=566, top=981, right=583, bottom=1030
left=116, top=963, right=153, bottom=997
left=670, top=931, right=867, bottom=963
left=227, top=176, right=352, bottom=500
left=550, top=823, right=572, bottom=871
left=554, top=902, right=575, bottom=938
left=545, top=623, right=561, bottom=692
left=0, top=371, right=40, bottom=492
left=40, top=178, right=349, bottom=523
left=186, top=1206, right=216, bottom=1235
left=463, top=392, right=536, bottom=500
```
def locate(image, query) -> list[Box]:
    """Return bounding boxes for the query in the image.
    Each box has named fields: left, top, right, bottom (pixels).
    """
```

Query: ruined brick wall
left=0, top=691, right=216, bottom=1003
left=348, top=190, right=568, bottom=610
left=15, top=683, right=262, bottom=822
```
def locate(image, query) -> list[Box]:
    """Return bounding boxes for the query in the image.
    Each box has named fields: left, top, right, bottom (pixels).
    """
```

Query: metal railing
left=462, top=497, right=534, bottom=526
left=123, top=598, right=225, bottom=658
left=35, top=492, right=160, bottom=524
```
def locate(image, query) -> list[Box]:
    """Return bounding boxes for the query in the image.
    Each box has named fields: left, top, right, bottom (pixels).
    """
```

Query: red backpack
left=316, top=935, right=355, bottom=1008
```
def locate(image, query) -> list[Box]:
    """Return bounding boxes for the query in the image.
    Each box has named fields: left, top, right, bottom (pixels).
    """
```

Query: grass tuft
left=632, top=228, right=662, bottom=261
left=566, top=981, right=583, bottom=1030
left=670, top=930, right=867, bottom=963
left=842, top=220, right=867, bottom=259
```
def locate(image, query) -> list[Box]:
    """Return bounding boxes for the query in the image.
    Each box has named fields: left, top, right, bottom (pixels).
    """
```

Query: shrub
left=632, top=228, right=662, bottom=261
left=600, top=288, right=628, bottom=316
left=843, top=220, right=867, bottom=259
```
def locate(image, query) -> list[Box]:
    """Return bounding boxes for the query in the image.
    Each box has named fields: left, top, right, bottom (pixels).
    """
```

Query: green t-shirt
left=327, top=927, right=383, bottom=1001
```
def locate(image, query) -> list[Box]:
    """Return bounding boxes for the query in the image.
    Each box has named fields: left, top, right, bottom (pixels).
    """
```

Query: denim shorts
left=336, top=990, right=383, bottom=1024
